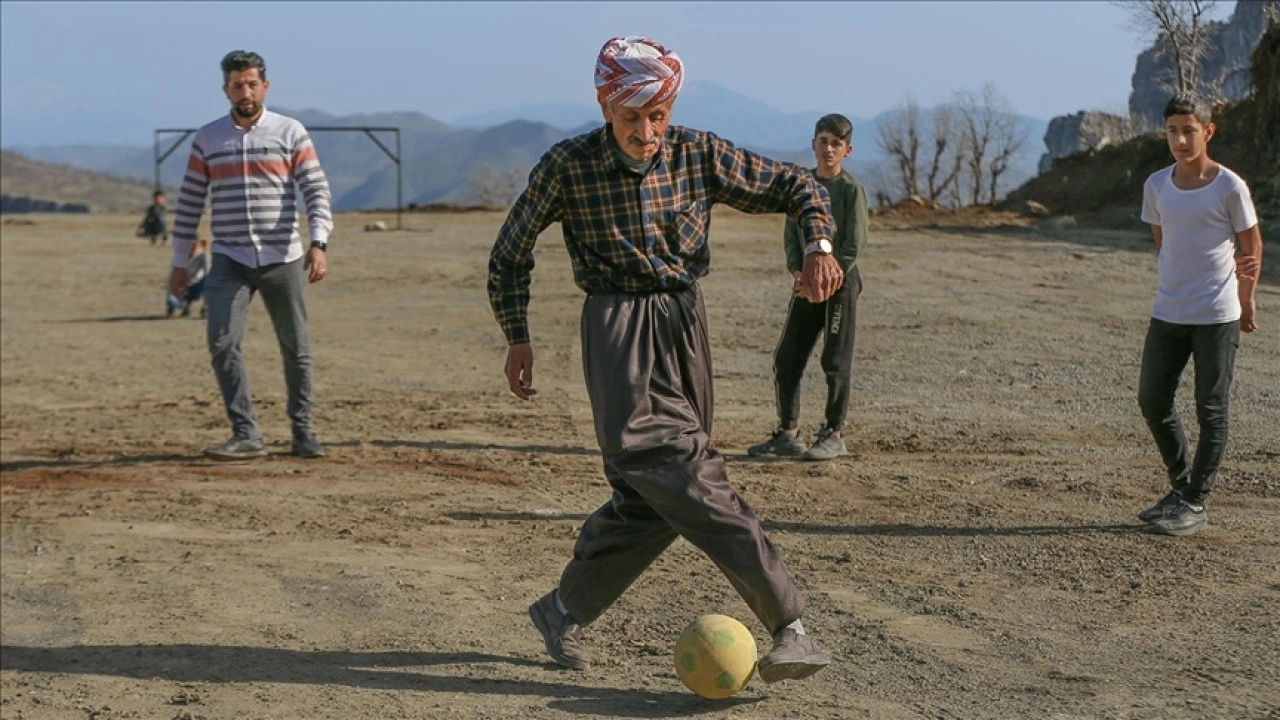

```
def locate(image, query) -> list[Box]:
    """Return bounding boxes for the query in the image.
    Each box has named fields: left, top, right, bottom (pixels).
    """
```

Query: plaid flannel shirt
left=488, top=124, right=835, bottom=345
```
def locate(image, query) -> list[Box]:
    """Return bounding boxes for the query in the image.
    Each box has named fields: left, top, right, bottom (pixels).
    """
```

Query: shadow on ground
left=0, top=644, right=757, bottom=717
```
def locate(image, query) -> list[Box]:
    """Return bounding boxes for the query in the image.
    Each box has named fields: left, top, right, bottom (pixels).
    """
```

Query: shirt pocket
left=668, top=200, right=708, bottom=255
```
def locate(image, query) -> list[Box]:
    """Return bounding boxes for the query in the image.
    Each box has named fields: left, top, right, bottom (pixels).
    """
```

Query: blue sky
left=0, top=1, right=1235, bottom=147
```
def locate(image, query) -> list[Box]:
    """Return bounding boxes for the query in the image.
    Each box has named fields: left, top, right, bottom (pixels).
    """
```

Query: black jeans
left=773, top=267, right=862, bottom=432
left=1137, top=318, right=1239, bottom=505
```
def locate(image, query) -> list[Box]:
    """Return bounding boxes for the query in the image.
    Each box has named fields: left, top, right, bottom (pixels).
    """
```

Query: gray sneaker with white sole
left=801, top=427, right=847, bottom=461
left=203, top=435, right=266, bottom=462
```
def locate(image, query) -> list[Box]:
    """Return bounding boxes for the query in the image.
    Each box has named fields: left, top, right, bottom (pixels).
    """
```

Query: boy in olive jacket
left=749, top=113, right=869, bottom=461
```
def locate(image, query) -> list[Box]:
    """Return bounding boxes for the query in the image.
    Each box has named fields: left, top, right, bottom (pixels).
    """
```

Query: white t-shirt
left=1141, top=164, right=1258, bottom=325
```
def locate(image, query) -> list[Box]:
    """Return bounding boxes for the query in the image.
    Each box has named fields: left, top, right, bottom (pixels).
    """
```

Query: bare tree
left=922, top=103, right=964, bottom=204
left=953, top=84, right=1028, bottom=205
left=1116, top=0, right=1220, bottom=97
left=954, top=87, right=993, bottom=205
left=875, top=96, right=922, bottom=200
left=863, top=160, right=897, bottom=208
left=986, top=110, right=1028, bottom=204
left=469, top=159, right=527, bottom=209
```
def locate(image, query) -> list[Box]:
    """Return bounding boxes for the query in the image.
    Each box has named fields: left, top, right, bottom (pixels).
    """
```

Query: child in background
left=167, top=238, right=211, bottom=318
left=137, top=191, right=169, bottom=245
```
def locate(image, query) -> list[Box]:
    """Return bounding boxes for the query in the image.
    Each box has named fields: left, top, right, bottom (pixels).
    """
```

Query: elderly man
left=487, top=36, right=842, bottom=684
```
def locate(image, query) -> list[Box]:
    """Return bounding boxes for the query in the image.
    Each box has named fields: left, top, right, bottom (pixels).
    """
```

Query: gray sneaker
left=203, top=435, right=266, bottom=462
left=1137, top=489, right=1182, bottom=524
left=758, top=627, right=830, bottom=683
left=801, top=427, right=847, bottom=461
left=1150, top=500, right=1207, bottom=536
left=528, top=591, right=590, bottom=670
left=747, top=428, right=808, bottom=458
left=292, top=434, right=326, bottom=459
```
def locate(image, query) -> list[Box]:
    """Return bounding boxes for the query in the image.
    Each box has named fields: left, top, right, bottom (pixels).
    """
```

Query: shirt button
left=644, top=213, right=652, bottom=223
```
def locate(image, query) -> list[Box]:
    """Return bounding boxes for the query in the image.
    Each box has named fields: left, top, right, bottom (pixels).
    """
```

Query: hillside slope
left=0, top=150, right=159, bottom=213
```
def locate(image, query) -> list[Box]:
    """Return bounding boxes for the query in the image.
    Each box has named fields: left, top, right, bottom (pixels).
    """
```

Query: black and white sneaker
left=747, top=428, right=808, bottom=458
left=1137, top=490, right=1182, bottom=524
left=1150, top=500, right=1207, bottom=536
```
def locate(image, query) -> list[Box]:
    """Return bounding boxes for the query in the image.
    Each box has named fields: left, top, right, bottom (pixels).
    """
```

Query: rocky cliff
left=1128, top=0, right=1276, bottom=129
left=1005, top=23, right=1279, bottom=227
left=1038, top=1, right=1274, bottom=175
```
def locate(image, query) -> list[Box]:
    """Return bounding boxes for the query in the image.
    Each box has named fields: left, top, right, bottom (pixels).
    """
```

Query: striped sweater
left=170, top=108, right=332, bottom=269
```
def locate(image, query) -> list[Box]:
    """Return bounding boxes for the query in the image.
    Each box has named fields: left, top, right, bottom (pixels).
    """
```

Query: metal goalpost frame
left=153, top=126, right=404, bottom=230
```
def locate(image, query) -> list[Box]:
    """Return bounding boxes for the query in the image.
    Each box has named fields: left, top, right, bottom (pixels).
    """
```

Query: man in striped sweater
left=167, top=50, right=333, bottom=462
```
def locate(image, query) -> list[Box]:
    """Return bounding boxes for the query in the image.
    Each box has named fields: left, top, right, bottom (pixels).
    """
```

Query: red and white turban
left=594, top=36, right=684, bottom=108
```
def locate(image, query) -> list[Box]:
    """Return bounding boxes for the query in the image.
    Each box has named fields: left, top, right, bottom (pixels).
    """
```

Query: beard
left=233, top=101, right=261, bottom=119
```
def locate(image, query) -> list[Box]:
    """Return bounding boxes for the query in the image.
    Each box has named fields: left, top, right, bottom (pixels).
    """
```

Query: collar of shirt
left=227, top=106, right=269, bottom=133
left=601, top=124, right=662, bottom=176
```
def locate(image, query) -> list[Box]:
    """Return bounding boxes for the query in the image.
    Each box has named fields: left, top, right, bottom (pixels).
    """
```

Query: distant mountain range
left=4, top=81, right=1047, bottom=211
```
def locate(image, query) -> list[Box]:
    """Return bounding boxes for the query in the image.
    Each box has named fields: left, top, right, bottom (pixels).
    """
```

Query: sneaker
left=528, top=591, right=590, bottom=670
left=203, top=435, right=266, bottom=462
left=1137, top=489, right=1182, bottom=524
left=1150, top=500, right=1207, bottom=536
left=757, top=627, right=830, bottom=683
left=292, top=434, right=326, bottom=459
left=801, top=427, right=847, bottom=461
left=747, top=428, right=808, bottom=458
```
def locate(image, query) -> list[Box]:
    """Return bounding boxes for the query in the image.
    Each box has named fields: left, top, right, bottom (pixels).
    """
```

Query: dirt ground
left=1, top=208, right=1277, bottom=720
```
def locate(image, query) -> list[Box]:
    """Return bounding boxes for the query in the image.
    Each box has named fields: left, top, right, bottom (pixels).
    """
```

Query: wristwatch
left=310, top=240, right=327, bottom=252
left=805, top=238, right=833, bottom=255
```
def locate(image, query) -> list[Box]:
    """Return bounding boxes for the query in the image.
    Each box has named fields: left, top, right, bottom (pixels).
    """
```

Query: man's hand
left=169, top=267, right=189, bottom=300
left=799, top=252, right=842, bottom=303
left=1241, top=299, right=1258, bottom=333
left=505, top=343, right=537, bottom=400
left=1235, top=254, right=1260, bottom=281
left=305, top=245, right=328, bottom=283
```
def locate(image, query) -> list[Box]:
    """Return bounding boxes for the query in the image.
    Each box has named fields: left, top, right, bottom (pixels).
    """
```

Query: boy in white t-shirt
left=1136, top=92, right=1264, bottom=536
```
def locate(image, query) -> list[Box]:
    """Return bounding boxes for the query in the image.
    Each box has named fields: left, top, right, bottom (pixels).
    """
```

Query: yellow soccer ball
left=673, top=614, right=758, bottom=699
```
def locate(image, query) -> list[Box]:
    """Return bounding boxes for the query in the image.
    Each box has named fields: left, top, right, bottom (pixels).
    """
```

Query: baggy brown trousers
left=557, top=284, right=805, bottom=634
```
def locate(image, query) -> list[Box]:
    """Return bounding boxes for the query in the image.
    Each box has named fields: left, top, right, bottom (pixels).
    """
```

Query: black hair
left=814, top=113, right=853, bottom=142
left=1162, top=92, right=1212, bottom=125
left=220, top=50, right=266, bottom=84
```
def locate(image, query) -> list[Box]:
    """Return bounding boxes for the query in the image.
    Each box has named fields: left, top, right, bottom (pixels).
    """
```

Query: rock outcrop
left=1038, top=111, right=1136, bottom=174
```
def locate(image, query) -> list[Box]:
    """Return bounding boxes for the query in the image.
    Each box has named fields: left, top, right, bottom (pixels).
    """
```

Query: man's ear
left=1204, top=122, right=1216, bottom=142
left=600, top=102, right=613, bottom=124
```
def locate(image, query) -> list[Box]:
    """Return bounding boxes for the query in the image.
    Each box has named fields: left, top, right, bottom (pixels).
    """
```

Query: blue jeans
left=1137, top=318, right=1239, bottom=505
